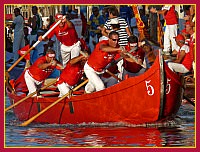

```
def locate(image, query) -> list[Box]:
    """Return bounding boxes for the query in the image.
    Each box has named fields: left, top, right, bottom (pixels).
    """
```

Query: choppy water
left=5, top=96, right=195, bottom=147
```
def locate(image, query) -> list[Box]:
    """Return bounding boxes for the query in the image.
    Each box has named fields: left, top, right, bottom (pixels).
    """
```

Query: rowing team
left=10, top=32, right=156, bottom=98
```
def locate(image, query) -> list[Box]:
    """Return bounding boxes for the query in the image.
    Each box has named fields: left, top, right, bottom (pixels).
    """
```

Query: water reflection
left=5, top=122, right=195, bottom=147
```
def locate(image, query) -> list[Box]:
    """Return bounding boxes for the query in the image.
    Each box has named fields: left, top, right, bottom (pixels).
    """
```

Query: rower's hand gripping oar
left=5, top=79, right=57, bottom=112
left=104, top=46, right=138, bottom=70
left=104, top=41, right=148, bottom=81
left=6, top=16, right=65, bottom=73
left=19, top=79, right=89, bottom=127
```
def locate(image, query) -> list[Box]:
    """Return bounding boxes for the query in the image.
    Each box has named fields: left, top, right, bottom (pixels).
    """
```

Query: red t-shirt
left=178, top=45, right=193, bottom=71
left=47, top=22, right=78, bottom=46
left=87, top=40, right=118, bottom=72
left=57, top=62, right=83, bottom=86
left=28, top=56, right=56, bottom=81
left=164, top=5, right=178, bottom=25
left=123, top=46, right=145, bottom=73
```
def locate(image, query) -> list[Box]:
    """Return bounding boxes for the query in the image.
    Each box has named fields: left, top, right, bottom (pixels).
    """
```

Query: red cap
left=55, top=14, right=63, bottom=19
left=174, top=34, right=185, bottom=41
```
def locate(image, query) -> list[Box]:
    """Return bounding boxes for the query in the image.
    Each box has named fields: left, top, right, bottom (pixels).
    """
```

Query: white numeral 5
left=145, top=80, right=154, bottom=96
left=166, top=78, right=171, bottom=94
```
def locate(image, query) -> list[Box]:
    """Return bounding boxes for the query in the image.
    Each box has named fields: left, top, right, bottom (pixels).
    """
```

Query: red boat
left=6, top=53, right=183, bottom=125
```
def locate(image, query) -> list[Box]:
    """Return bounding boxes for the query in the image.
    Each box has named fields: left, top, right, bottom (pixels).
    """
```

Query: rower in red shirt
left=24, top=49, right=63, bottom=96
left=122, top=35, right=145, bottom=79
left=168, top=34, right=193, bottom=73
left=84, top=31, right=123, bottom=93
left=39, top=14, right=81, bottom=67
left=56, top=54, right=88, bottom=97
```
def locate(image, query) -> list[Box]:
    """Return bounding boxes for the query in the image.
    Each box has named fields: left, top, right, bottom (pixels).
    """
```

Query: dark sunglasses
left=111, top=38, right=119, bottom=42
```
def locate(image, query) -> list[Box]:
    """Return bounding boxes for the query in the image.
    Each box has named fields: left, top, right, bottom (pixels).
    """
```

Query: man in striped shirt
left=102, top=6, right=132, bottom=47
left=101, top=6, right=132, bottom=79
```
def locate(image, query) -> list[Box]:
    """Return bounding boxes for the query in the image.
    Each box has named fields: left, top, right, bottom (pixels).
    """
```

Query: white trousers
left=163, top=24, right=178, bottom=53
left=60, top=41, right=81, bottom=67
left=168, top=62, right=189, bottom=74
left=84, top=62, right=105, bottom=93
left=24, top=70, right=43, bottom=96
left=57, top=81, right=71, bottom=97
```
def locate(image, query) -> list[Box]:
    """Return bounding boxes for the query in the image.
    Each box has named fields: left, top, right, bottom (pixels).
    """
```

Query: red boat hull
left=6, top=54, right=182, bottom=125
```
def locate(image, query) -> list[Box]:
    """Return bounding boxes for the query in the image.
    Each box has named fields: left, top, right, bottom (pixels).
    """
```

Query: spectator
left=102, top=6, right=132, bottom=47
left=87, top=6, right=105, bottom=52
left=120, top=5, right=133, bottom=24
left=27, top=6, right=43, bottom=46
left=70, top=10, right=83, bottom=38
left=23, top=27, right=30, bottom=46
left=47, top=15, right=54, bottom=30
left=5, top=27, right=13, bottom=54
left=130, top=12, right=139, bottom=38
left=102, top=7, right=109, bottom=22
left=10, top=8, right=25, bottom=63
left=150, top=5, right=178, bottom=55
left=31, top=29, right=48, bottom=64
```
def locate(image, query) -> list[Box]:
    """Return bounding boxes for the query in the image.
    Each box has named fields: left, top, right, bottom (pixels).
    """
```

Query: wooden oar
left=5, top=79, right=57, bottom=112
left=7, top=19, right=63, bottom=73
left=20, top=79, right=89, bottom=127
left=105, top=69, right=122, bottom=82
